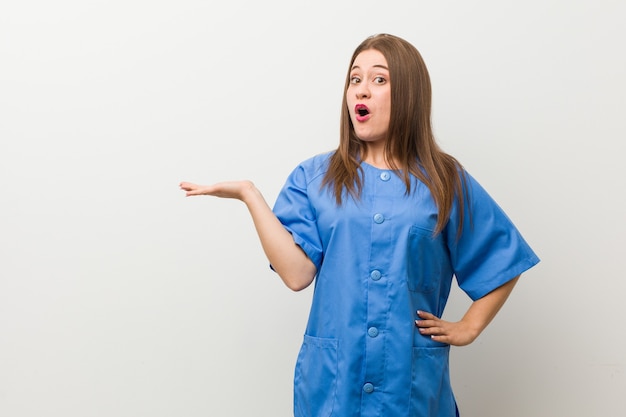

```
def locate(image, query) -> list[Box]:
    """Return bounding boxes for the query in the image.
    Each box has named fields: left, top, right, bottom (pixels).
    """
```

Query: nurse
left=180, top=33, right=539, bottom=417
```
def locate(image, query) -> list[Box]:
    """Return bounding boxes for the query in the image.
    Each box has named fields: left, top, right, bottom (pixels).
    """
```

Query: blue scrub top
left=272, top=152, right=540, bottom=417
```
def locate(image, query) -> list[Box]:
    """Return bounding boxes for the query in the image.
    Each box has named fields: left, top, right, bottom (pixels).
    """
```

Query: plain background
left=1, top=1, right=624, bottom=416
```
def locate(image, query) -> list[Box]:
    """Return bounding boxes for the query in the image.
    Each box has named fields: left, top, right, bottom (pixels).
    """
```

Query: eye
left=374, top=76, right=387, bottom=84
left=350, top=76, right=361, bottom=84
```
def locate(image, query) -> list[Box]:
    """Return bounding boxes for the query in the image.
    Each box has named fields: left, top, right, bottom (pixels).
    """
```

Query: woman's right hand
left=179, top=180, right=256, bottom=201
left=180, top=178, right=316, bottom=290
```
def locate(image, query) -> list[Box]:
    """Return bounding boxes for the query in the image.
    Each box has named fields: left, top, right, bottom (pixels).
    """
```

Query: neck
left=362, top=143, right=394, bottom=169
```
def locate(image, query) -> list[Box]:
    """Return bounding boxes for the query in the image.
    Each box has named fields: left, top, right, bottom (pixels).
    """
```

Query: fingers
left=179, top=182, right=211, bottom=197
left=415, top=310, right=441, bottom=333
left=180, top=180, right=256, bottom=201
left=179, top=182, right=197, bottom=191
left=416, top=322, right=444, bottom=336
left=416, top=310, right=437, bottom=320
left=415, top=310, right=449, bottom=341
left=414, top=310, right=476, bottom=346
left=179, top=180, right=248, bottom=200
left=415, top=310, right=441, bottom=328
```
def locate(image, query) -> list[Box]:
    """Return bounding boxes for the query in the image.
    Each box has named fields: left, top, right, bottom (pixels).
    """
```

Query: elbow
left=273, top=258, right=316, bottom=292
left=278, top=268, right=315, bottom=292
left=283, top=275, right=314, bottom=292
left=288, top=282, right=312, bottom=292
left=286, top=282, right=307, bottom=292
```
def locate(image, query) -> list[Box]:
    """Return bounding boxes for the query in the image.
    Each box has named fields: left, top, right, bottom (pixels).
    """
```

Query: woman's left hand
left=415, top=310, right=479, bottom=347
left=415, top=277, right=520, bottom=347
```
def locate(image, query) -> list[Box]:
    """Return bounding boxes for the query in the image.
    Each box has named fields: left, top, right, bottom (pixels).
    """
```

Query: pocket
left=294, top=335, right=338, bottom=417
left=406, top=225, right=449, bottom=293
left=409, top=346, right=457, bottom=417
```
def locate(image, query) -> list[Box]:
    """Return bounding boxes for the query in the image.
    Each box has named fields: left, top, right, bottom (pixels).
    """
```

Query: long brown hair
left=322, top=33, right=468, bottom=236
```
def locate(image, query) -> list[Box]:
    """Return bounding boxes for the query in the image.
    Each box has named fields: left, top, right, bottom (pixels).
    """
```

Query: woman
left=180, top=33, right=539, bottom=417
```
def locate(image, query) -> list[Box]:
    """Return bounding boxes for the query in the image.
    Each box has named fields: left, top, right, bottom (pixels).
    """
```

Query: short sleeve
left=272, top=163, right=324, bottom=271
left=445, top=172, right=540, bottom=300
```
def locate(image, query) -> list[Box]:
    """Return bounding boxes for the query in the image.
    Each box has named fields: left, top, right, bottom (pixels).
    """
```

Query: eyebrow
left=351, top=64, right=389, bottom=71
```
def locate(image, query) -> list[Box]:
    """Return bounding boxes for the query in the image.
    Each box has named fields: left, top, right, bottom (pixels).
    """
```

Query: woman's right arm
left=180, top=180, right=317, bottom=291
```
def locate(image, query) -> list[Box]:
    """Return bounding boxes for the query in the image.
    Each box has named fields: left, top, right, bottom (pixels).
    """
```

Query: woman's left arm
left=415, top=276, right=520, bottom=346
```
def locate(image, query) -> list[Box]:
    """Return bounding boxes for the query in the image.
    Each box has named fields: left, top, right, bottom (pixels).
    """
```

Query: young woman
left=180, top=33, right=539, bottom=417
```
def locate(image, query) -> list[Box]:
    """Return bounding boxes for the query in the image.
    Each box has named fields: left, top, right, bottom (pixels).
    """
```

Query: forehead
left=352, top=49, right=388, bottom=70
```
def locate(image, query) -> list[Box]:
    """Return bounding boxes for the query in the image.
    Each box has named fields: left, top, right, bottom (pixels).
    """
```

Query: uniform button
left=363, top=383, right=374, bottom=393
left=368, top=327, right=379, bottom=337
left=370, top=270, right=382, bottom=281
left=373, top=213, right=384, bottom=224
left=380, top=171, right=391, bottom=181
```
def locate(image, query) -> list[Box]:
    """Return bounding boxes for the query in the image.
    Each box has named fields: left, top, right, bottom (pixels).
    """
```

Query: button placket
left=362, top=167, right=392, bottom=404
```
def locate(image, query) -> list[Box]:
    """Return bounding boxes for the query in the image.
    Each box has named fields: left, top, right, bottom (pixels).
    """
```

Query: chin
left=355, top=133, right=385, bottom=143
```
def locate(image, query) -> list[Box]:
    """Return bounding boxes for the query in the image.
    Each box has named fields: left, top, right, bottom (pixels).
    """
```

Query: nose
left=355, top=82, right=370, bottom=99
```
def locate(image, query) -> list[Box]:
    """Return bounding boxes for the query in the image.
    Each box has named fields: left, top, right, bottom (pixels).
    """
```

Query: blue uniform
left=272, top=152, right=540, bottom=417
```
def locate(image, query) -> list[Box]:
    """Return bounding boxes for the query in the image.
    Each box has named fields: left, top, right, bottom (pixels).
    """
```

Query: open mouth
left=355, top=104, right=370, bottom=120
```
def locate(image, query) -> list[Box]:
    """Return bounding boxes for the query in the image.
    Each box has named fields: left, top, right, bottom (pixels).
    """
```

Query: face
left=346, top=49, right=391, bottom=145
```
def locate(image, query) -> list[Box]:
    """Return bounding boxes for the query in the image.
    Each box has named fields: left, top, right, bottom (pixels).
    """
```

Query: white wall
left=1, top=1, right=624, bottom=416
